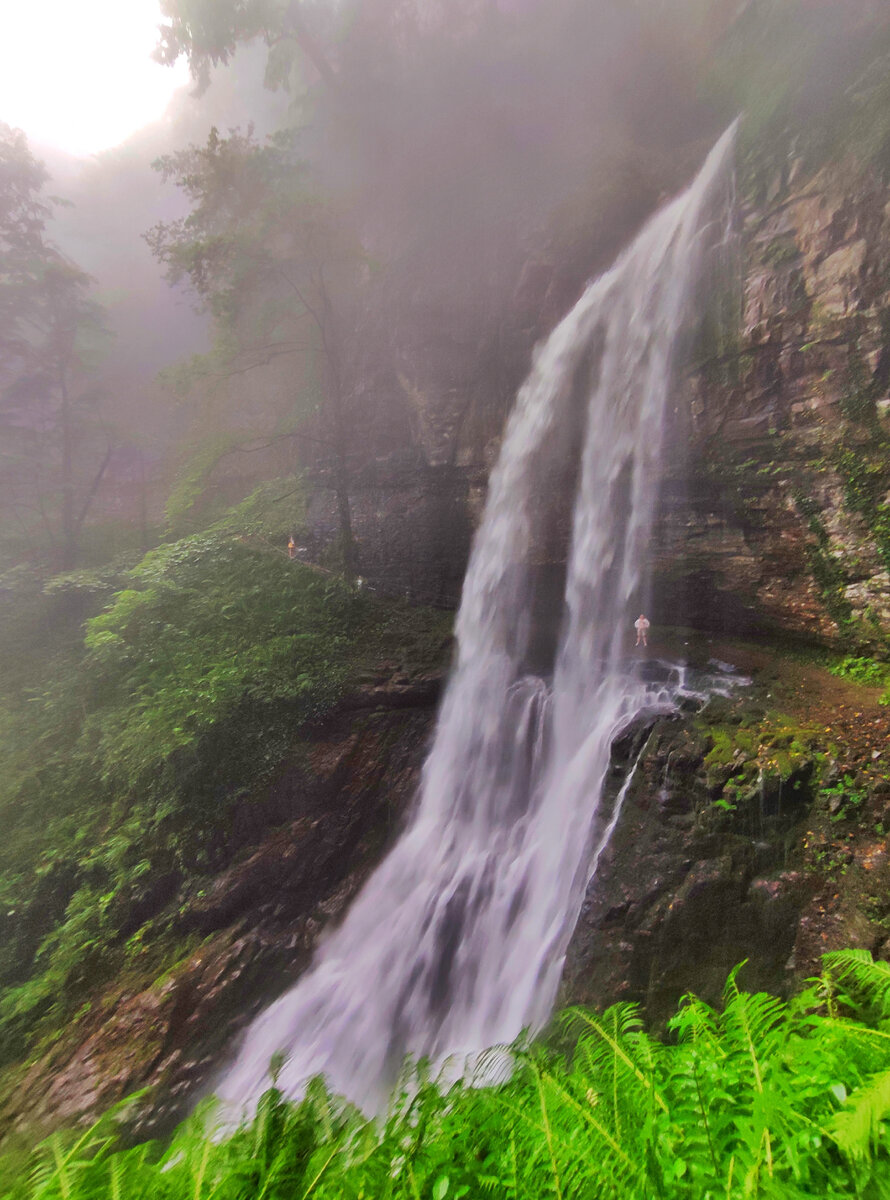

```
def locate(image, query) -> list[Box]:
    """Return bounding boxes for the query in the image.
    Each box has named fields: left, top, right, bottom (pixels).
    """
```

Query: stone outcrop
left=562, top=706, right=814, bottom=1019
left=649, top=160, right=890, bottom=642
left=563, top=660, right=890, bottom=1020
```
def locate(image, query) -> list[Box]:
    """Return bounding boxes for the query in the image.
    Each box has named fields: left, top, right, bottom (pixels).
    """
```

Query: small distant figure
left=287, top=535, right=297, bottom=560
left=634, top=612, right=650, bottom=647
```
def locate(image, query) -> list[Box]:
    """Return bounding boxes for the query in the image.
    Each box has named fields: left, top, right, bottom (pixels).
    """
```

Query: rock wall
left=310, top=153, right=890, bottom=648
left=563, top=643, right=890, bottom=1020
left=655, top=158, right=890, bottom=643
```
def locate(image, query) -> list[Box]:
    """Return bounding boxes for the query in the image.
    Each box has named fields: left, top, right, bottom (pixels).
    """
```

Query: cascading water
left=217, top=123, right=737, bottom=1117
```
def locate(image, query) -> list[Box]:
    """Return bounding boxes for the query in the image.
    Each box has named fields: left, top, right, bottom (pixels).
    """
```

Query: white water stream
left=217, top=124, right=737, bottom=1116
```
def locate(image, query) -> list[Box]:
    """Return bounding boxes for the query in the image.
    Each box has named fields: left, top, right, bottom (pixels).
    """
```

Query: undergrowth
left=4, top=951, right=890, bottom=1199
left=0, top=488, right=451, bottom=1067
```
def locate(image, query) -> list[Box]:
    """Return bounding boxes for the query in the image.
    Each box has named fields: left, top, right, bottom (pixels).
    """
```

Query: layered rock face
left=315, top=155, right=890, bottom=647
left=563, top=643, right=890, bottom=1021
left=656, top=159, right=890, bottom=642
left=562, top=705, right=810, bottom=1022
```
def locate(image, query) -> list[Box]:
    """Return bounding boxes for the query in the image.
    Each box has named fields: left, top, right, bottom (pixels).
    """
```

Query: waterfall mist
left=215, top=122, right=738, bottom=1117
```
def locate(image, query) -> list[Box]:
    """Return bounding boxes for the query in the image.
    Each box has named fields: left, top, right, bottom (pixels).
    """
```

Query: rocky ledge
left=564, top=636, right=890, bottom=1018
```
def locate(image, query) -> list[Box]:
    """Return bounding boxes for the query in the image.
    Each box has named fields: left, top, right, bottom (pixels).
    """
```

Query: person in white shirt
left=634, top=613, right=650, bottom=647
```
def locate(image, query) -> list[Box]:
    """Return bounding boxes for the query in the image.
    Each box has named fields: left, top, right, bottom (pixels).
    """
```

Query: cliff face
left=657, top=158, right=890, bottom=643
left=562, top=635, right=890, bottom=1021
left=321, top=154, right=890, bottom=649
left=0, top=679, right=439, bottom=1144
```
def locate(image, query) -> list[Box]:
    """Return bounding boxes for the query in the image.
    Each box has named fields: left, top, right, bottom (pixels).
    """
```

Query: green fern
left=824, top=949, right=890, bottom=1019
left=830, top=1067, right=890, bottom=1162
left=6, top=957, right=890, bottom=1199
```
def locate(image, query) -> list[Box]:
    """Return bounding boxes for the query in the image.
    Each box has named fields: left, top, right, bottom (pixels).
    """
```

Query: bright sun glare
left=0, top=0, right=190, bottom=157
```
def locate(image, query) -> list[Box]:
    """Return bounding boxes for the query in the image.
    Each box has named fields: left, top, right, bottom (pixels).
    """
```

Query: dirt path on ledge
left=656, top=629, right=890, bottom=784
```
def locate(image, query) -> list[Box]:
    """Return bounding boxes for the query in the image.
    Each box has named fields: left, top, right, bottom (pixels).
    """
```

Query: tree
left=155, top=0, right=338, bottom=94
left=146, top=126, right=362, bottom=577
left=0, top=124, right=112, bottom=570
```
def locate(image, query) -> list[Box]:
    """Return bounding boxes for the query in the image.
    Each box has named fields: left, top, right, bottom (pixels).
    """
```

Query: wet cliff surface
left=656, top=158, right=890, bottom=642
left=563, top=636, right=890, bottom=1020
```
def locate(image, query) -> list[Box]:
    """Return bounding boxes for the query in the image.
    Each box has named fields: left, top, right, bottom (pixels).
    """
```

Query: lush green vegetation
left=830, top=657, right=890, bottom=706
left=0, top=486, right=451, bottom=1066
left=4, top=950, right=890, bottom=1199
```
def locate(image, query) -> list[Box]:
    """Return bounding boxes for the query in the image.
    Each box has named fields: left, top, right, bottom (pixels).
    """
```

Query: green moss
left=791, top=490, right=855, bottom=634
left=760, top=235, right=800, bottom=267
left=833, top=445, right=890, bottom=576
left=704, top=726, right=757, bottom=769
left=696, top=699, right=828, bottom=838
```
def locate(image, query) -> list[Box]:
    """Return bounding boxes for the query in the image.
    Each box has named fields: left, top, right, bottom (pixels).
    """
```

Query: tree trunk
left=332, top=432, right=358, bottom=581
left=284, top=2, right=339, bottom=93
left=71, top=444, right=114, bottom=549
left=59, top=369, right=76, bottom=570
left=315, top=274, right=358, bottom=582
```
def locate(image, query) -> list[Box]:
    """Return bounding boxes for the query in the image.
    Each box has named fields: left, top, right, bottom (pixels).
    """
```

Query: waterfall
left=216, top=123, right=737, bottom=1116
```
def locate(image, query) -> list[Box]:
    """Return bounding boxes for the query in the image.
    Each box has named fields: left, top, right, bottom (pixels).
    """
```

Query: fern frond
left=668, top=994, right=721, bottom=1045
left=568, top=1009, right=668, bottom=1112
left=536, top=1067, right=641, bottom=1180
left=830, top=1066, right=890, bottom=1161
left=533, top=1064, right=564, bottom=1200
left=723, top=993, right=786, bottom=1089
left=560, top=1002, right=643, bottom=1040
left=824, top=949, right=890, bottom=1018
left=300, top=1143, right=340, bottom=1199
left=108, top=1154, right=123, bottom=1200
left=722, top=960, right=750, bottom=1006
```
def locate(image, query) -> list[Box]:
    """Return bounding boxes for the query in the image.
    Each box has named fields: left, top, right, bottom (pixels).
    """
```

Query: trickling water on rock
left=217, top=124, right=738, bottom=1116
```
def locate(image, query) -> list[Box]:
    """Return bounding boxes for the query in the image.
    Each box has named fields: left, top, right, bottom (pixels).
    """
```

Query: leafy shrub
left=830, top=656, right=890, bottom=687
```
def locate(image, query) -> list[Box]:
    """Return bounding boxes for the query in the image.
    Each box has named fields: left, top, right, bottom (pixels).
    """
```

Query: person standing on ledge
left=634, top=612, right=650, bottom=647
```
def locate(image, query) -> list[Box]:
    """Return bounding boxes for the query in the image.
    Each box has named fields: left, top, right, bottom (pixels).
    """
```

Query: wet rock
left=652, top=162, right=890, bottom=643
left=340, top=673, right=443, bottom=711
left=563, top=711, right=818, bottom=1023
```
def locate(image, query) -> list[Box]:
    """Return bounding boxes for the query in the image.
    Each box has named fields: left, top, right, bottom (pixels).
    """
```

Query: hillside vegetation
left=0, top=486, right=450, bottom=1069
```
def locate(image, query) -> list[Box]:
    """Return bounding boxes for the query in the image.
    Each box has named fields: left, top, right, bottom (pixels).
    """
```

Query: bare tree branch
left=281, top=2, right=339, bottom=93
